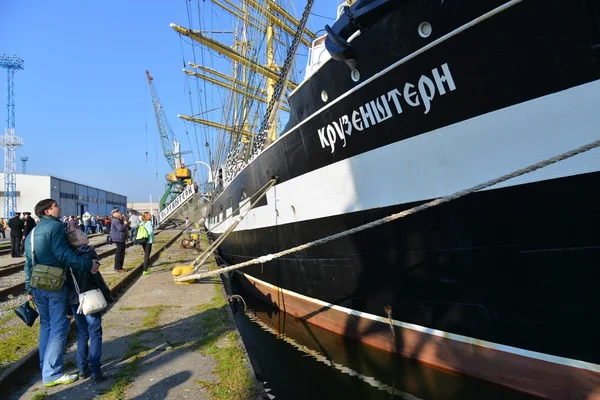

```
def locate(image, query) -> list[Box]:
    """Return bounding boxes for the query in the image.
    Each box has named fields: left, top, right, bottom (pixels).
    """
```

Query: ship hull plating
left=206, top=0, right=600, bottom=397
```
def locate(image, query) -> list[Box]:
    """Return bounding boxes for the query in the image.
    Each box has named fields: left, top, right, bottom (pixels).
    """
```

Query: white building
left=0, top=174, right=127, bottom=218
left=127, top=202, right=159, bottom=216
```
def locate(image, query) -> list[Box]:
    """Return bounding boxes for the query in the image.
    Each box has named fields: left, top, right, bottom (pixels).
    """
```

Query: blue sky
left=0, top=1, right=337, bottom=202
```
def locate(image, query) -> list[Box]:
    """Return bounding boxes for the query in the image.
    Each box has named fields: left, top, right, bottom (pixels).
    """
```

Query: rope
left=183, top=138, right=600, bottom=281
left=228, top=294, right=247, bottom=311
left=174, top=177, right=277, bottom=280
left=250, top=0, right=316, bottom=155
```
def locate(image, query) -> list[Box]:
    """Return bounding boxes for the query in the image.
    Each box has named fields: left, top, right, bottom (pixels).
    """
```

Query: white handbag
left=69, top=268, right=107, bottom=315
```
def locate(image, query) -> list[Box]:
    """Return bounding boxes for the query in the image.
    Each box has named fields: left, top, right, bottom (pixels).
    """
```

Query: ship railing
left=304, top=34, right=331, bottom=79
left=337, top=3, right=345, bottom=19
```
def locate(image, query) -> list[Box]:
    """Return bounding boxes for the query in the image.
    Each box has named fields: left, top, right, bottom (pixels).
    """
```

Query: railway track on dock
left=0, top=234, right=129, bottom=299
left=0, top=228, right=185, bottom=394
left=0, top=233, right=104, bottom=258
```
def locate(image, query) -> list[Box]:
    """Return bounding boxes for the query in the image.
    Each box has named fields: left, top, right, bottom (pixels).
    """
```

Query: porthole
left=351, top=69, right=360, bottom=82
left=418, top=22, right=432, bottom=38
left=321, top=90, right=328, bottom=102
left=290, top=205, right=296, bottom=216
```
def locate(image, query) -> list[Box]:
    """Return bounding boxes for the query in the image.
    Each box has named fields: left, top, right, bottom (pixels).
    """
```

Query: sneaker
left=92, top=372, right=108, bottom=383
left=143, top=270, right=150, bottom=276
left=80, top=369, right=91, bottom=379
left=44, top=373, right=79, bottom=387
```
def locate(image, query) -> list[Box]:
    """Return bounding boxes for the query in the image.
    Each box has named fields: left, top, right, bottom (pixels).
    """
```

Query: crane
left=146, top=70, right=192, bottom=210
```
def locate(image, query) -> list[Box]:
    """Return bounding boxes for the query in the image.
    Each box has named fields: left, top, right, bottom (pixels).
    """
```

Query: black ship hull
left=206, top=0, right=600, bottom=397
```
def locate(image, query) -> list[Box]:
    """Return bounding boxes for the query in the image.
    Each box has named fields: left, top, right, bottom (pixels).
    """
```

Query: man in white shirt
left=128, top=214, right=140, bottom=245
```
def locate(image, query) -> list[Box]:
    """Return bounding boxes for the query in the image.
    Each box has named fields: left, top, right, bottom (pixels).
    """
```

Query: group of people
left=22, top=199, right=155, bottom=387
left=63, top=214, right=112, bottom=235
left=0, top=212, right=39, bottom=257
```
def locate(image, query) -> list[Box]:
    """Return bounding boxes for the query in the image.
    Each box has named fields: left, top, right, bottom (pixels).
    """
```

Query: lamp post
left=194, top=161, right=213, bottom=183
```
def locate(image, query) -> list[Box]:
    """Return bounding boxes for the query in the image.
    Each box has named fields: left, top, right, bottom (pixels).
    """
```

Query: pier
left=0, top=229, right=259, bottom=399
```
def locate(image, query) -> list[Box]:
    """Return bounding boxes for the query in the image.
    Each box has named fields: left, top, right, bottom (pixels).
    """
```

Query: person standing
left=90, top=215, right=97, bottom=234
left=82, top=212, right=92, bottom=235
left=8, top=212, right=24, bottom=257
left=140, top=212, right=154, bottom=276
left=21, top=212, right=37, bottom=255
left=0, top=218, right=6, bottom=239
left=24, top=199, right=100, bottom=387
left=110, top=208, right=127, bottom=271
left=128, top=213, right=140, bottom=245
left=65, top=229, right=111, bottom=383
left=185, top=217, right=190, bottom=230
left=67, top=216, right=78, bottom=232
left=23, top=212, right=37, bottom=238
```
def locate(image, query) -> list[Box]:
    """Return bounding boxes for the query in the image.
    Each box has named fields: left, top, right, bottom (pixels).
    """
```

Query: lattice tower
left=0, top=55, right=25, bottom=218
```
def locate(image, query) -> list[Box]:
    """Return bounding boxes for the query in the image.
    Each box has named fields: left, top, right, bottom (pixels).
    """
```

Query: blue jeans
left=33, top=286, right=70, bottom=384
left=71, top=306, right=103, bottom=374
left=130, top=226, right=138, bottom=245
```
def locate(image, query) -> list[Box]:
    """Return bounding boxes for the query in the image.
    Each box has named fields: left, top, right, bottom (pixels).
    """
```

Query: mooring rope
left=176, top=178, right=277, bottom=278
left=180, top=139, right=600, bottom=281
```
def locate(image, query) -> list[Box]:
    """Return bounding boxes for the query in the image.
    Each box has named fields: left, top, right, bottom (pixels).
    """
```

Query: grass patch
left=100, top=328, right=154, bottom=400
left=0, top=321, right=39, bottom=376
left=31, top=391, right=48, bottom=400
left=188, top=241, right=257, bottom=400
left=0, top=310, right=18, bottom=327
left=141, top=306, right=167, bottom=329
left=196, top=332, right=256, bottom=400
left=100, top=356, right=142, bottom=400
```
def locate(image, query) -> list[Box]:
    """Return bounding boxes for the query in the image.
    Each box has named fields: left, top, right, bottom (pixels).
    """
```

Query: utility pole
left=20, top=157, right=28, bottom=174
left=0, top=55, right=25, bottom=218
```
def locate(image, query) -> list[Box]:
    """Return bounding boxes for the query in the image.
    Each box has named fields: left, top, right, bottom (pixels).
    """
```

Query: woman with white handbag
left=66, top=229, right=113, bottom=383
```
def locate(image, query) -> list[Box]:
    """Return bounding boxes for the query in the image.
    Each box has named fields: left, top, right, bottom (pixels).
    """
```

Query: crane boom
left=146, top=70, right=192, bottom=211
left=146, top=70, right=180, bottom=170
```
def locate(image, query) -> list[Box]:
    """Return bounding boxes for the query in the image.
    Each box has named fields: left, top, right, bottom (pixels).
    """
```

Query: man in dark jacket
left=20, top=212, right=37, bottom=256
left=23, top=212, right=36, bottom=238
left=24, top=199, right=100, bottom=387
left=109, top=208, right=128, bottom=271
left=8, top=212, right=24, bottom=257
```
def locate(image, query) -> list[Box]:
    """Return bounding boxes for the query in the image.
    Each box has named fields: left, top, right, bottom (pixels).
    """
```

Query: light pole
left=194, top=161, right=213, bottom=183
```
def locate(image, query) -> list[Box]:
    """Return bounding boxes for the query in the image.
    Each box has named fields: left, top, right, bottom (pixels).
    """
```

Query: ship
left=173, top=0, right=600, bottom=398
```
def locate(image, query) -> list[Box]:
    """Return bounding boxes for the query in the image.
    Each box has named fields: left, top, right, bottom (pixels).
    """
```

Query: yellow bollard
left=172, top=265, right=196, bottom=284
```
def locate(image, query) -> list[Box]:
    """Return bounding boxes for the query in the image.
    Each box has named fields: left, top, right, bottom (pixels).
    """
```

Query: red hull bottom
left=237, top=272, right=600, bottom=400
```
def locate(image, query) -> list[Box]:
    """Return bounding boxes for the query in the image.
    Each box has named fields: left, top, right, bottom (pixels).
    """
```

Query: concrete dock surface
left=7, top=230, right=258, bottom=399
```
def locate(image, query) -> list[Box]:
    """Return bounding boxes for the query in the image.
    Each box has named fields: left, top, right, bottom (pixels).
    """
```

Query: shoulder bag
left=30, top=228, right=66, bottom=291
left=69, top=268, right=107, bottom=315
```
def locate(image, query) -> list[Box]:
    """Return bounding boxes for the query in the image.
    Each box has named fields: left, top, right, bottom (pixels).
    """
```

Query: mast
left=265, top=7, right=277, bottom=143
left=178, top=115, right=254, bottom=139
left=170, top=23, right=298, bottom=90
left=245, top=0, right=315, bottom=47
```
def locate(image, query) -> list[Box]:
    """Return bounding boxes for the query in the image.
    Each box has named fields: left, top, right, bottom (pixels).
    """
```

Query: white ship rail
left=158, top=184, right=196, bottom=225
left=304, top=34, right=331, bottom=80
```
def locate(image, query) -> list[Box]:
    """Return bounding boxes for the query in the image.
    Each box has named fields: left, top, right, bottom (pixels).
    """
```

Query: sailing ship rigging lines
left=175, top=0, right=319, bottom=181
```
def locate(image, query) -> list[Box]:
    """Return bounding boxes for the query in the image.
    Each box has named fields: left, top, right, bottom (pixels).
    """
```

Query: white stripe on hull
left=241, top=271, right=600, bottom=374
left=209, top=79, right=600, bottom=233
